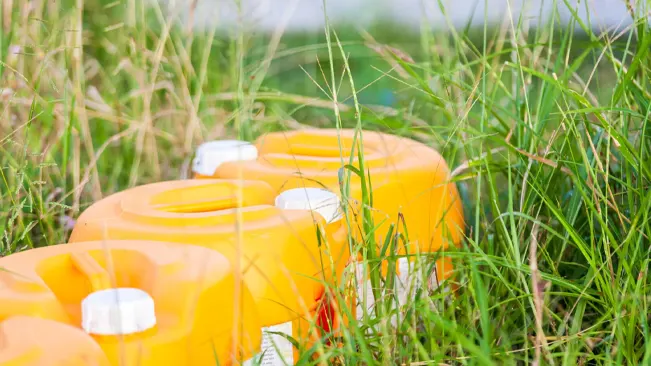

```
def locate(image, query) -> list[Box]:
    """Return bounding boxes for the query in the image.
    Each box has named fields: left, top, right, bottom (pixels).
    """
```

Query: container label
left=354, top=261, right=376, bottom=322
left=353, top=258, right=442, bottom=325
left=242, top=355, right=259, bottom=366
left=258, top=321, right=293, bottom=365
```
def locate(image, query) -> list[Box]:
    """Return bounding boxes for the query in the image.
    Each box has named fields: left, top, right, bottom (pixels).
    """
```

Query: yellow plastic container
left=193, top=129, right=464, bottom=254
left=69, top=179, right=349, bottom=364
left=192, top=129, right=465, bottom=335
left=0, top=316, right=110, bottom=366
left=0, top=240, right=260, bottom=365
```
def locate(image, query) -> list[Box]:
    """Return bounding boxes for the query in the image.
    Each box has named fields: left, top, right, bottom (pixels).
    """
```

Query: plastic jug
left=191, top=130, right=465, bottom=328
left=69, top=179, right=350, bottom=364
left=193, top=129, right=465, bottom=255
left=0, top=316, right=110, bottom=366
left=0, top=240, right=261, bottom=365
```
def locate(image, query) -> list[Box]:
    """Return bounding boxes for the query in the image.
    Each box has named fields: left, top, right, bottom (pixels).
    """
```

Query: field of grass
left=2, top=0, right=651, bottom=364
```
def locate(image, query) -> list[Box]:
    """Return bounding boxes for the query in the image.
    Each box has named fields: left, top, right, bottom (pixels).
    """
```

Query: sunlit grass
left=2, top=0, right=651, bottom=364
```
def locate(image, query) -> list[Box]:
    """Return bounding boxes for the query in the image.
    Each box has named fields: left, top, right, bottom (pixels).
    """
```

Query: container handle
left=70, top=252, right=112, bottom=292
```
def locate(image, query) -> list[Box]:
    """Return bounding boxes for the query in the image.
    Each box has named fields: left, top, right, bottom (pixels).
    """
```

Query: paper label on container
left=242, top=355, right=259, bottom=366
left=354, top=261, right=376, bottom=322
left=353, top=258, right=441, bottom=325
left=254, top=321, right=293, bottom=365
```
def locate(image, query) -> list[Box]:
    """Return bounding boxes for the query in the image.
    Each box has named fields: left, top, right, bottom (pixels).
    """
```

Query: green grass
left=2, top=0, right=651, bottom=364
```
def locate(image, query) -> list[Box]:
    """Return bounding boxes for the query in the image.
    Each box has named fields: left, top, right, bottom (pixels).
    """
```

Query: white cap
left=81, top=288, right=157, bottom=335
left=275, top=188, right=342, bottom=223
left=192, top=140, right=258, bottom=176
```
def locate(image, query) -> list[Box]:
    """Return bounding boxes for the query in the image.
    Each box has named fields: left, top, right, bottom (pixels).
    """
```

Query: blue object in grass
left=378, top=88, right=396, bottom=106
left=347, top=88, right=396, bottom=107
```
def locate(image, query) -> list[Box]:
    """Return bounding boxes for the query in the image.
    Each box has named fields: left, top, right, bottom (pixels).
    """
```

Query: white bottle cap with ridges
left=275, top=188, right=342, bottom=223
left=192, top=140, right=258, bottom=176
left=81, top=288, right=157, bottom=335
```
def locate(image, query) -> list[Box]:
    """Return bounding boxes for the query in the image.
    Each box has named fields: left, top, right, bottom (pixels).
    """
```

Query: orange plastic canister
left=0, top=316, right=110, bottom=366
left=192, top=129, right=465, bottom=333
left=69, top=179, right=349, bottom=364
left=0, top=240, right=260, bottom=365
left=193, top=129, right=464, bottom=255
